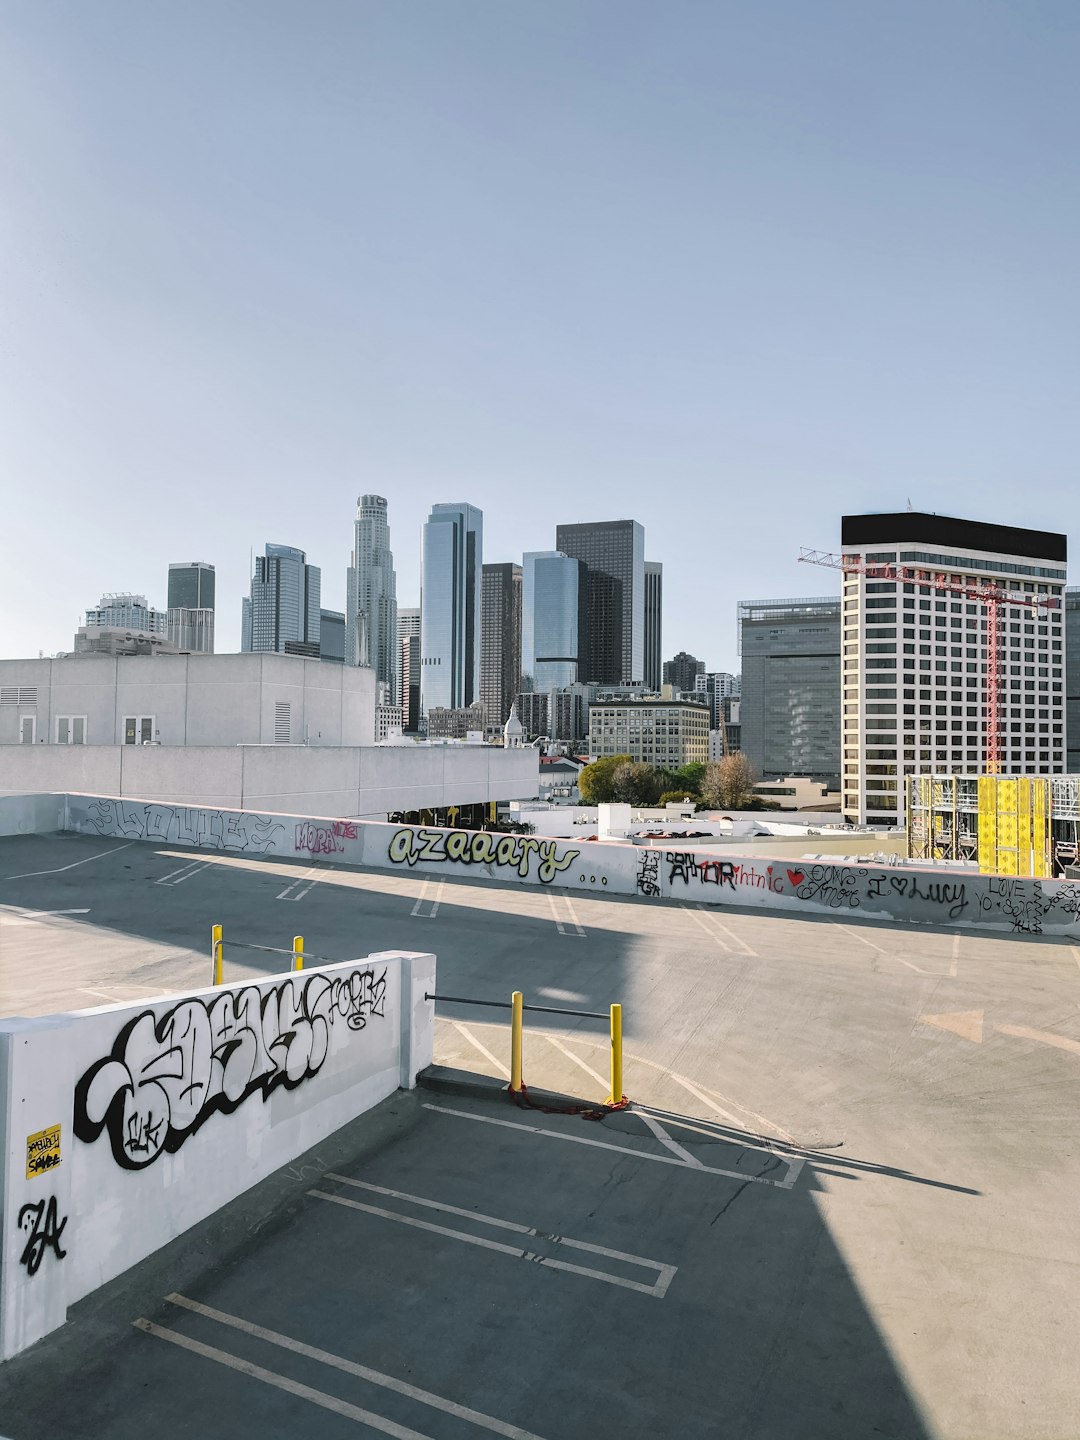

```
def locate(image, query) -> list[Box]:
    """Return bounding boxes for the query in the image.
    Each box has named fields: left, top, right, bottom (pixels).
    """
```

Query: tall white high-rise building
left=840, top=512, right=1067, bottom=826
left=420, top=503, right=483, bottom=713
left=346, top=495, right=397, bottom=700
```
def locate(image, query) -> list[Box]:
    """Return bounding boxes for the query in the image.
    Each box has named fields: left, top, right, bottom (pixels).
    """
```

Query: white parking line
left=313, top=1176, right=677, bottom=1298
left=6, top=842, right=134, bottom=879
left=543, top=1033, right=608, bottom=1090
left=133, top=1319, right=437, bottom=1439
left=155, top=860, right=212, bottom=886
left=410, top=879, right=444, bottom=918
left=950, top=932, right=961, bottom=978
left=164, top=1293, right=549, bottom=1440
left=547, top=892, right=585, bottom=936
left=277, top=864, right=325, bottom=901
left=681, top=903, right=731, bottom=950
left=453, top=1021, right=512, bottom=1080
left=0, top=907, right=91, bottom=926
left=422, top=1103, right=804, bottom=1189
left=636, top=1108, right=704, bottom=1169
left=1071, top=947, right=1080, bottom=975
left=831, top=920, right=887, bottom=954
left=696, top=906, right=757, bottom=957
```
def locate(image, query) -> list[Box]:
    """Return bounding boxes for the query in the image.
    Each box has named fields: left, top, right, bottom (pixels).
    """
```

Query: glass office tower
left=554, top=519, right=645, bottom=684
left=420, top=503, right=483, bottom=712
left=521, top=552, right=587, bottom=692
left=243, top=543, right=321, bottom=656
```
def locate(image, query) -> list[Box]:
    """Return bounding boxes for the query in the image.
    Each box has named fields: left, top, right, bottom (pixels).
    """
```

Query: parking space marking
left=950, top=932, right=961, bottom=978
left=155, top=859, right=212, bottom=887
left=312, top=1176, right=677, bottom=1298
left=547, top=892, right=585, bottom=936
left=636, top=1107, right=705, bottom=1168
left=422, top=1103, right=804, bottom=1189
left=277, top=864, right=326, bottom=902
left=1072, top=947, right=1080, bottom=975
left=410, top=880, right=444, bottom=918
left=164, top=1293, right=549, bottom=1440
left=452, top=1021, right=512, bottom=1080
left=681, top=903, right=731, bottom=950
left=0, top=907, right=90, bottom=926
left=696, top=906, right=757, bottom=957
left=6, top=842, right=134, bottom=879
left=133, top=1319, right=437, bottom=1439
left=543, top=1033, right=608, bottom=1090
left=831, top=920, right=887, bottom=954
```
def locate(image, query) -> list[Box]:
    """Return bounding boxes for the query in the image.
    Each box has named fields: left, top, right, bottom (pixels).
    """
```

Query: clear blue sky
left=2, top=1, right=1077, bottom=670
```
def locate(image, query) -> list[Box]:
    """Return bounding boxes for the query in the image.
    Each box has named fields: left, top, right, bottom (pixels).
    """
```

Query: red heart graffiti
left=786, top=869, right=805, bottom=888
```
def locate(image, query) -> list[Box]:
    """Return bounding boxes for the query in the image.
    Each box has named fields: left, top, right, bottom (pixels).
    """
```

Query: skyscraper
left=480, top=563, right=522, bottom=734
left=555, top=520, right=645, bottom=685
left=167, top=562, right=216, bottom=653
left=839, top=512, right=1067, bottom=825
left=346, top=495, right=397, bottom=699
left=738, top=597, right=841, bottom=787
left=644, top=561, right=662, bottom=691
left=1067, top=588, right=1080, bottom=774
left=663, top=651, right=706, bottom=693
left=420, top=503, right=483, bottom=712
left=242, top=543, right=321, bottom=657
left=521, top=553, right=587, bottom=692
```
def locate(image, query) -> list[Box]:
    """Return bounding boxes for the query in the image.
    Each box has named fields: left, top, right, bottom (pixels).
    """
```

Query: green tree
left=657, top=790, right=698, bottom=808
left=611, top=761, right=663, bottom=806
left=699, top=753, right=759, bottom=809
left=670, top=762, right=706, bottom=794
left=577, top=754, right=632, bottom=804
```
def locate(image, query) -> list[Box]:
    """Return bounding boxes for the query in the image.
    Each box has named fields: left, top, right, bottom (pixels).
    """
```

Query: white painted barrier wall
left=0, top=950, right=435, bottom=1360
left=63, top=794, right=1080, bottom=937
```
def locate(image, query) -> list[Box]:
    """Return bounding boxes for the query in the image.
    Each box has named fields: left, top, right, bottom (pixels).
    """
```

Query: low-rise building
left=588, top=699, right=709, bottom=767
left=425, top=704, right=486, bottom=741
left=0, top=652, right=374, bottom=748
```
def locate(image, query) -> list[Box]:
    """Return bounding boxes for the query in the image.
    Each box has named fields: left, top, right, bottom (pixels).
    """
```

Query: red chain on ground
left=507, top=1081, right=629, bottom=1122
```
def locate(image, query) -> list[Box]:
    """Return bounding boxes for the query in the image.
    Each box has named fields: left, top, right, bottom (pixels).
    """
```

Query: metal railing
left=426, top=989, right=626, bottom=1107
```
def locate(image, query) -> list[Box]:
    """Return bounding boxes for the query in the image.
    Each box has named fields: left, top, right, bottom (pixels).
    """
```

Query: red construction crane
left=798, top=548, right=1061, bottom=775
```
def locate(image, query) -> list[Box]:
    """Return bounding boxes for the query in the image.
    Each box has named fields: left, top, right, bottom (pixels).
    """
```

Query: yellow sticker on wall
left=26, top=1124, right=61, bottom=1179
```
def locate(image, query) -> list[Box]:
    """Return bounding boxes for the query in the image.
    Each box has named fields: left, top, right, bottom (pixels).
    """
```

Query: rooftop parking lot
left=2, top=831, right=1080, bottom=1437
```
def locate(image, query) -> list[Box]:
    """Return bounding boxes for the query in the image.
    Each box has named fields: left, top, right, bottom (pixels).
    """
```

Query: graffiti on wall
left=83, top=799, right=284, bottom=854
left=74, top=968, right=387, bottom=1170
left=866, top=871, right=969, bottom=922
left=389, top=827, right=579, bottom=885
left=294, top=819, right=358, bottom=855
left=636, top=850, right=660, bottom=897
left=18, top=1197, right=68, bottom=1276
left=979, top=875, right=1080, bottom=934
left=665, top=852, right=736, bottom=890
left=794, top=864, right=865, bottom=910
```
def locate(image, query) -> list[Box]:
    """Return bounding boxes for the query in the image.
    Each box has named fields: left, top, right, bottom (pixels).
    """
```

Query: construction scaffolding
left=907, top=775, right=1080, bottom=877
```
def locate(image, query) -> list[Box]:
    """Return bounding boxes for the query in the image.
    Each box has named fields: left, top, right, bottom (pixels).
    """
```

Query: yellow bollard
left=293, top=935, right=304, bottom=972
left=212, top=923, right=223, bottom=986
left=606, top=1002, right=625, bottom=1106
left=509, top=990, right=524, bottom=1093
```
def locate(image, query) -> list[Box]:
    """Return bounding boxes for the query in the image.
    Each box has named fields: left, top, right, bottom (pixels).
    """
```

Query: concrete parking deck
left=2, top=831, right=1080, bottom=1437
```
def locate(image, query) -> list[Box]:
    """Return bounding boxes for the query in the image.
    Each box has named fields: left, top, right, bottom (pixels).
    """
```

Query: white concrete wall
left=0, top=653, right=376, bottom=749
left=0, top=794, right=66, bottom=838
left=0, top=951, right=435, bottom=1360
left=0, top=742, right=540, bottom=816
left=63, top=794, right=1080, bottom=937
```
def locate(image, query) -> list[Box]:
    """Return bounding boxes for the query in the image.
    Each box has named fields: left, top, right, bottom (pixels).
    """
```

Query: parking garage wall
left=62, top=793, right=1080, bottom=937
left=0, top=949, right=435, bottom=1360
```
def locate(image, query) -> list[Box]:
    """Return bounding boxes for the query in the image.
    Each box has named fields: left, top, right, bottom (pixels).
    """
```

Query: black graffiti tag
left=18, top=1197, right=68, bottom=1276
left=74, top=968, right=387, bottom=1170
left=636, top=850, right=661, bottom=897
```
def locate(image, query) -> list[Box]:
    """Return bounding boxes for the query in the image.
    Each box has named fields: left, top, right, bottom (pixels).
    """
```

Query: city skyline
left=5, top=8, right=1078, bottom=674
